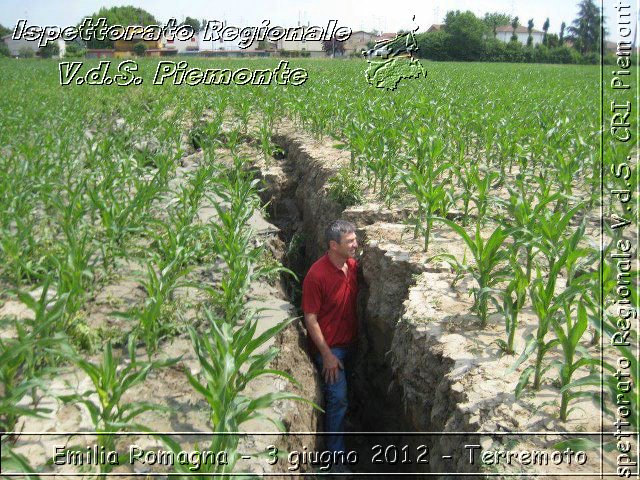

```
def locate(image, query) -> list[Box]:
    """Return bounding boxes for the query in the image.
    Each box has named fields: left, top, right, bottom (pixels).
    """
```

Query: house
left=113, top=26, right=162, bottom=57
left=494, top=25, right=544, bottom=46
left=198, top=29, right=243, bottom=52
left=2, top=34, right=66, bottom=58
left=374, top=32, right=397, bottom=43
left=146, top=48, right=178, bottom=57
left=85, top=49, right=115, bottom=59
left=276, top=25, right=325, bottom=57
left=427, top=24, right=444, bottom=33
left=342, top=30, right=376, bottom=56
left=162, top=32, right=199, bottom=53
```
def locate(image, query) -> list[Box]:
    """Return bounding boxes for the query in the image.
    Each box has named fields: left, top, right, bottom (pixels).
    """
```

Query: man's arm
left=304, top=312, right=343, bottom=384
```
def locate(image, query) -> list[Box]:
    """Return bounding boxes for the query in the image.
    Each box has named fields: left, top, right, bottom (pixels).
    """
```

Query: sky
left=0, top=0, right=637, bottom=41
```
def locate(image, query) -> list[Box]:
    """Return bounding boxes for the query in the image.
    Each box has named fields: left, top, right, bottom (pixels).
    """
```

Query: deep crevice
left=254, top=133, right=430, bottom=477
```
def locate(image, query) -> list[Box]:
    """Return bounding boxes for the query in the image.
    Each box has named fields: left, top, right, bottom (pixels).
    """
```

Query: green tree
left=542, top=18, right=550, bottom=45
left=443, top=10, right=486, bottom=61
left=415, top=31, right=450, bottom=60
left=527, top=19, right=534, bottom=47
left=511, top=16, right=520, bottom=42
left=483, top=13, right=511, bottom=37
left=505, top=40, right=525, bottom=61
left=39, top=41, right=60, bottom=58
left=547, top=33, right=560, bottom=48
left=79, top=6, right=158, bottom=49
left=182, top=16, right=201, bottom=33
left=64, top=40, right=86, bottom=58
left=133, top=42, right=147, bottom=57
left=0, top=24, right=11, bottom=37
left=483, top=37, right=507, bottom=61
left=322, top=35, right=345, bottom=56
left=0, top=41, right=10, bottom=57
left=567, top=0, right=604, bottom=53
left=559, top=21, right=566, bottom=45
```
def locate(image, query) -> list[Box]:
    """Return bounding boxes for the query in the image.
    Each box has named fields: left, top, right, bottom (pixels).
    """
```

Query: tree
left=0, top=24, right=11, bottom=37
left=484, top=37, right=507, bottom=61
left=547, top=33, right=560, bottom=48
left=567, top=0, right=604, bottom=53
left=64, top=41, right=86, bottom=58
left=182, top=17, right=201, bottom=33
left=444, top=10, right=486, bottom=61
left=559, top=21, right=566, bottom=45
left=322, top=36, right=345, bottom=57
left=0, top=41, right=10, bottom=57
left=527, top=19, right=534, bottom=47
left=39, top=41, right=60, bottom=58
left=79, top=6, right=158, bottom=49
left=415, top=31, right=450, bottom=60
left=511, top=17, right=520, bottom=42
left=542, top=18, right=550, bottom=45
left=133, top=42, right=147, bottom=57
left=483, top=13, right=511, bottom=37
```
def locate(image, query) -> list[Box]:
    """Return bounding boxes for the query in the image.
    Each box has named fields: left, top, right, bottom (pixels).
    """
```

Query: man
left=301, top=220, right=359, bottom=460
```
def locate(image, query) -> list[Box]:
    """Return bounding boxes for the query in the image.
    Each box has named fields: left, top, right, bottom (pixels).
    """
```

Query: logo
left=362, top=16, right=426, bottom=91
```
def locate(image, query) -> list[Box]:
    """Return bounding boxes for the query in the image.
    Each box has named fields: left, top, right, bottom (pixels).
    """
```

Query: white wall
left=495, top=31, right=544, bottom=46
left=3, top=36, right=65, bottom=57
left=162, top=34, right=199, bottom=52
left=197, top=31, right=244, bottom=51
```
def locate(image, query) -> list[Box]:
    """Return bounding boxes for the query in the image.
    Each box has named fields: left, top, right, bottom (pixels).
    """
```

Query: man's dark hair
left=325, top=220, right=356, bottom=248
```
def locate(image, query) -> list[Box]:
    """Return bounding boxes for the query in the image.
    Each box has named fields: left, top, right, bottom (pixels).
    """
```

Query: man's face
left=332, top=231, right=358, bottom=259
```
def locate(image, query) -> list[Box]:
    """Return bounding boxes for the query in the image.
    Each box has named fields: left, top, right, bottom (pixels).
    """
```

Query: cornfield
left=0, top=57, right=636, bottom=476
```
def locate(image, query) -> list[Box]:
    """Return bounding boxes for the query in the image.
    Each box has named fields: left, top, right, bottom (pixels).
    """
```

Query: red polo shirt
left=301, top=253, right=358, bottom=354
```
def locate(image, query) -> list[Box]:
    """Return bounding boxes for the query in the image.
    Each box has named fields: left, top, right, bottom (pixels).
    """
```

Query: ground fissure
left=254, top=122, right=616, bottom=479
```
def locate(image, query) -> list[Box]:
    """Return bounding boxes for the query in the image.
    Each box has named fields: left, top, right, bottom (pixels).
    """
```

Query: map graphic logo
left=363, top=16, right=426, bottom=91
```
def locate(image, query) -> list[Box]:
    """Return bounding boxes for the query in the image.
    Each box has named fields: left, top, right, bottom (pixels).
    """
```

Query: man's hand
left=322, top=351, right=344, bottom=384
left=304, top=312, right=345, bottom=384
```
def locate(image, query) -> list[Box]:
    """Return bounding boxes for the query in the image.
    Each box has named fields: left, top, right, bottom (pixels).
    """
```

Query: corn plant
left=498, top=185, right=560, bottom=282
left=490, top=259, right=528, bottom=354
left=552, top=152, right=583, bottom=213
left=1, top=280, right=68, bottom=432
left=561, top=285, right=638, bottom=441
left=551, top=299, right=599, bottom=421
left=258, top=119, right=282, bottom=164
left=327, top=167, right=365, bottom=209
left=535, top=203, right=585, bottom=273
left=53, top=225, right=99, bottom=318
left=59, top=339, right=177, bottom=473
left=512, top=243, right=583, bottom=395
left=469, top=167, right=499, bottom=226
left=402, top=158, right=451, bottom=252
left=454, top=161, right=477, bottom=226
left=575, top=243, right=617, bottom=346
left=161, top=308, right=316, bottom=477
left=435, top=218, right=510, bottom=327
left=0, top=330, right=54, bottom=433
left=205, top=158, right=267, bottom=324
left=87, top=165, right=165, bottom=269
left=122, top=254, right=193, bottom=359
left=0, top=201, right=44, bottom=285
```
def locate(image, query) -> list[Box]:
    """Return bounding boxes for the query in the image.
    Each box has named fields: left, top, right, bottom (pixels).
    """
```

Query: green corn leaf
left=553, top=438, right=599, bottom=451
left=569, top=302, right=589, bottom=348
left=515, top=365, right=535, bottom=399
left=510, top=334, right=537, bottom=373
left=559, top=373, right=603, bottom=392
